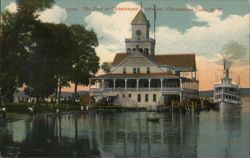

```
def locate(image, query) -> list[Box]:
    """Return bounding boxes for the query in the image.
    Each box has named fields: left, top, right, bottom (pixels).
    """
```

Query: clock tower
left=125, top=9, right=155, bottom=56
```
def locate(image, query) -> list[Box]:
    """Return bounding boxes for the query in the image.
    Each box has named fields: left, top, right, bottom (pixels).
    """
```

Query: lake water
left=0, top=97, right=249, bottom=158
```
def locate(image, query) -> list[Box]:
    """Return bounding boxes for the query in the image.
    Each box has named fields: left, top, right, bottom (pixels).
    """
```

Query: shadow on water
left=0, top=99, right=249, bottom=158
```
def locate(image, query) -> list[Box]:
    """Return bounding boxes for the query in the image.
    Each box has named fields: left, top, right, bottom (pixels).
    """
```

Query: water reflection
left=0, top=112, right=200, bottom=157
left=198, top=99, right=249, bottom=158
left=0, top=99, right=249, bottom=158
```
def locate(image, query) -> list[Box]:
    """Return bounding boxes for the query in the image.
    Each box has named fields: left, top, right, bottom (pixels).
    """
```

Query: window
left=122, top=93, right=125, bottom=98
left=138, top=94, right=141, bottom=102
left=132, top=48, right=136, bottom=53
left=123, top=68, right=126, bottom=74
left=136, top=30, right=141, bottom=40
left=133, top=68, right=136, bottom=74
left=137, top=68, right=140, bottom=74
left=136, top=29, right=142, bottom=36
left=139, top=48, right=143, bottom=53
left=128, top=94, right=132, bottom=98
left=147, top=67, right=150, bottom=74
left=145, top=94, right=148, bottom=102
left=127, top=48, right=131, bottom=54
left=133, top=68, right=140, bottom=73
left=153, top=94, right=156, bottom=102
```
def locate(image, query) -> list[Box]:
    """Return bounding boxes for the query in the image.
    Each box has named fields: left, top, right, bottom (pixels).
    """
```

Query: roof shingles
left=112, top=53, right=196, bottom=69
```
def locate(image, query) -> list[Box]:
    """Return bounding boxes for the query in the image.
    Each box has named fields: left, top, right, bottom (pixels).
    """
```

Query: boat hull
left=219, top=101, right=241, bottom=109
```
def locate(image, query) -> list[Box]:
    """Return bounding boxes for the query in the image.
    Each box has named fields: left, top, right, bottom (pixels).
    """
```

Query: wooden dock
left=157, top=98, right=218, bottom=112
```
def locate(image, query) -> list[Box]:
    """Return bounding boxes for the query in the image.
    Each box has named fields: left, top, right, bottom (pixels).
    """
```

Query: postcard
left=0, top=0, right=249, bottom=157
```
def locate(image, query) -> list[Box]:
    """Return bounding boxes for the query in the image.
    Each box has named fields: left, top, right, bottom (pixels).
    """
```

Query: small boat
left=147, top=114, right=160, bottom=122
left=213, top=59, right=241, bottom=109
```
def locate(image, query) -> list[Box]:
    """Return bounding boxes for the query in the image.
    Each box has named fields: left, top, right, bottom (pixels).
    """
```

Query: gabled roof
left=153, top=54, right=196, bottom=69
left=131, top=10, right=149, bottom=25
left=111, top=53, right=196, bottom=70
left=112, top=53, right=129, bottom=65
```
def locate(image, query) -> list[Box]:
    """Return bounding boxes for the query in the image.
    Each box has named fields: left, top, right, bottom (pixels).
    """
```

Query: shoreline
left=1, top=96, right=248, bottom=122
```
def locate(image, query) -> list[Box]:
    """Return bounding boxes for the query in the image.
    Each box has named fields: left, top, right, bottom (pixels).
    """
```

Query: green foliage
left=69, top=25, right=99, bottom=94
left=101, top=62, right=112, bottom=74
left=0, top=11, right=20, bottom=101
left=16, top=0, right=55, bottom=15
left=0, top=0, right=100, bottom=103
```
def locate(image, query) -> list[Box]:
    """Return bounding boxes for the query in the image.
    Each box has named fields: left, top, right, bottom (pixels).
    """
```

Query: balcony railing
left=90, top=87, right=186, bottom=93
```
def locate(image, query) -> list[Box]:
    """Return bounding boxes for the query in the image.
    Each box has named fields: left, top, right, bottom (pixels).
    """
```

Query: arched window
left=132, top=48, right=136, bottom=53
left=139, top=48, right=143, bottom=53
left=127, top=48, right=131, bottom=54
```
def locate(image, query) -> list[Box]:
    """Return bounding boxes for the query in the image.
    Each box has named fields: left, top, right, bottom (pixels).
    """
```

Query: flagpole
left=154, top=5, right=156, bottom=43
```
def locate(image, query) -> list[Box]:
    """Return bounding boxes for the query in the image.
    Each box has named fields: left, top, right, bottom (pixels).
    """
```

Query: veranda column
left=148, top=79, right=151, bottom=91
left=180, top=92, right=182, bottom=103
left=102, top=79, right=105, bottom=89
left=136, top=79, right=139, bottom=91
left=160, top=79, right=163, bottom=91
left=125, top=79, right=127, bottom=91
left=179, top=78, right=182, bottom=89
left=113, top=79, right=116, bottom=90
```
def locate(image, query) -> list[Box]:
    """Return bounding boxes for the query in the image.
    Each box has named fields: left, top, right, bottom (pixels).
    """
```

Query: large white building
left=89, top=9, right=199, bottom=108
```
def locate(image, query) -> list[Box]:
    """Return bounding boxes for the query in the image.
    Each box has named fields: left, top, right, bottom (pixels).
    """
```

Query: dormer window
left=137, top=68, right=140, bottom=73
left=123, top=68, right=126, bottom=74
left=147, top=67, right=150, bottom=74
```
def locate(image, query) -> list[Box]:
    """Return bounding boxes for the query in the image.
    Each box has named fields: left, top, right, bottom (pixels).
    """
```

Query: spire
left=131, top=9, right=149, bottom=25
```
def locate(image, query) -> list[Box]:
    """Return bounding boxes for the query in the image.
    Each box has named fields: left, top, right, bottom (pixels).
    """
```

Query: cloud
left=154, top=7, right=249, bottom=62
left=85, top=1, right=140, bottom=62
left=186, top=4, right=223, bottom=25
left=38, top=5, right=67, bottom=24
left=5, top=2, right=17, bottom=13
left=4, top=2, right=67, bottom=24
left=85, top=2, right=249, bottom=65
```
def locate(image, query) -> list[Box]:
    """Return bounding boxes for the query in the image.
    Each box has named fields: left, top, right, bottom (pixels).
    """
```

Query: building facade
left=89, top=9, right=199, bottom=108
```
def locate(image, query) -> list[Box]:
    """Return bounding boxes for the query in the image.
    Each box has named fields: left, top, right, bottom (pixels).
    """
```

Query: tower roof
left=131, top=9, right=149, bottom=25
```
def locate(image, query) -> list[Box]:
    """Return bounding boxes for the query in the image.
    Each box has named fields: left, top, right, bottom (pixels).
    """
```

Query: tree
left=0, top=0, right=55, bottom=102
left=1, top=0, right=100, bottom=103
left=101, top=62, right=112, bottom=74
left=0, top=11, right=23, bottom=102
left=43, top=23, right=73, bottom=102
left=69, top=25, right=99, bottom=96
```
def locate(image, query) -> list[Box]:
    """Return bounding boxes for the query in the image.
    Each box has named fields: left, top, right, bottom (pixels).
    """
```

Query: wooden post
left=192, top=101, right=194, bottom=112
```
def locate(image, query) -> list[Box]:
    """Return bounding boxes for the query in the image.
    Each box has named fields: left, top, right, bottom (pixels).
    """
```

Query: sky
left=1, top=0, right=249, bottom=91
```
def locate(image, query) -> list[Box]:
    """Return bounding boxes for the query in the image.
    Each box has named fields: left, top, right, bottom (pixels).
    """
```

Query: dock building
left=89, top=9, right=199, bottom=108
